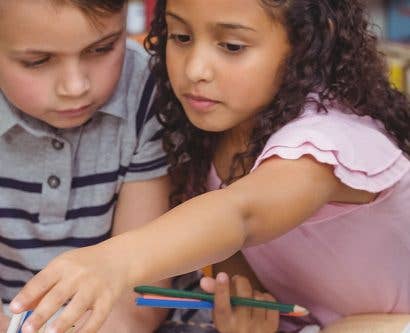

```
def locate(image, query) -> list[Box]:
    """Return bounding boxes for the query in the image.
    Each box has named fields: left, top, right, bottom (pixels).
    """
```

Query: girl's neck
left=213, top=123, right=254, bottom=182
left=220, top=119, right=255, bottom=151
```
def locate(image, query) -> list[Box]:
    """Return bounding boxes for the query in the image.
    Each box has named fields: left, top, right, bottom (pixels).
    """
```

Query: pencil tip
left=294, top=305, right=309, bottom=316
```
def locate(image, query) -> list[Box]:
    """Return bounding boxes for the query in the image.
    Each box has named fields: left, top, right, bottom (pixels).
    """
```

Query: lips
left=184, top=93, right=218, bottom=102
left=56, top=104, right=91, bottom=117
left=58, top=104, right=90, bottom=113
left=183, top=93, right=220, bottom=111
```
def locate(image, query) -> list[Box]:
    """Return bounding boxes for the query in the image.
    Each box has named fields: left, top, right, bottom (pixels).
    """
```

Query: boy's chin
left=45, top=116, right=93, bottom=130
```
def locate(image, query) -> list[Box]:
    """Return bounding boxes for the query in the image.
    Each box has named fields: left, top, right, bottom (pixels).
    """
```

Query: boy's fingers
left=213, top=272, right=233, bottom=324
left=0, top=312, right=11, bottom=332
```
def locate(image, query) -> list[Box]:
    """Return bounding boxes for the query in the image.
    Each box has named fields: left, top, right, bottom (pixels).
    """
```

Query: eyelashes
left=168, top=33, right=247, bottom=54
left=20, top=42, right=116, bottom=69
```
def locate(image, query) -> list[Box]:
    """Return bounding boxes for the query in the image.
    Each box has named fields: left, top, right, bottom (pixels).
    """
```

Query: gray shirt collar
left=97, top=47, right=135, bottom=120
left=0, top=93, right=19, bottom=136
left=97, top=66, right=128, bottom=120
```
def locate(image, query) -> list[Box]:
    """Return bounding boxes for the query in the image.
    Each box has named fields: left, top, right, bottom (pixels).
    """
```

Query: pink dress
left=207, top=101, right=410, bottom=331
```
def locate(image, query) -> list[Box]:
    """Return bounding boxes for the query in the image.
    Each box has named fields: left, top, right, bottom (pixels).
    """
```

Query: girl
left=11, top=0, right=410, bottom=332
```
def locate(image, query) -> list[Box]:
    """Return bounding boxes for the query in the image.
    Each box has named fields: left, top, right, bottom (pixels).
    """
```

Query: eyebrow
left=216, top=22, right=256, bottom=32
left=12, top=29, right=124, bottom=55
left=165, top=12, right=256, bottom=32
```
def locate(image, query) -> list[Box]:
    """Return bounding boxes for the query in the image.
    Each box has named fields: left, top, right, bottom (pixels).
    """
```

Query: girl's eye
left=22, top=57, right=50, bottom=68
left=219, top=42, right=246, bottom=53
left=168, top=33, right=192, bottom=44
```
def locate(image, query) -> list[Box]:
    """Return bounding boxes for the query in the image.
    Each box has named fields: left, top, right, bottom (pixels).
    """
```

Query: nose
left=184, top=45, right=214, bottom=83
left=56, top=60, right=90, bottom=98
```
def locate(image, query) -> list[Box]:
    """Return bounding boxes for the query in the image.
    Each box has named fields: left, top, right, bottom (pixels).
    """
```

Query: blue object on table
left=17, top=311, right=33, bottom=333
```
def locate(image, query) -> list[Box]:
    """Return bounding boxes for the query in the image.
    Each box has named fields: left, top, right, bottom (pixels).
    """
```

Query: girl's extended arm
left=12, top=156, right=369, bottom=333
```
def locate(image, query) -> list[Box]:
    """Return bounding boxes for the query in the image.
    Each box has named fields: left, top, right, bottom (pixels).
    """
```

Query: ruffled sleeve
left=250, top=109, right=410, bottom=193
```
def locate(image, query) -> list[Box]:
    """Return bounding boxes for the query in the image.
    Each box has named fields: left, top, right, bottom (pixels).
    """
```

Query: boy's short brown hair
left=54, top=0, right=127, bottom=17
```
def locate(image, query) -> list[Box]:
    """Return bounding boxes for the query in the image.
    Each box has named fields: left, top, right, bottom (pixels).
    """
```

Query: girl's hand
left=9, top=243, right=129, bottom=333
left=200, top=272, right=279, bottom=333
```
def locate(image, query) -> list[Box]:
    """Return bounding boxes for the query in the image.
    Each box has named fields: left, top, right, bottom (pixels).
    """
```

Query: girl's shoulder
left=251, top=96, right=410, bottom=193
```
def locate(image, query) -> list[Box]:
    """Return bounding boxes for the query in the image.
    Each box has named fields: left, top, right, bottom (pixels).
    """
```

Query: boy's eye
left=219, top=42, right=246, bottom=53
left=168, top=33, right=191, bottom=44
left=22, top=57, right=50, bottom=68
left=88, top=43, right=115, bottom=54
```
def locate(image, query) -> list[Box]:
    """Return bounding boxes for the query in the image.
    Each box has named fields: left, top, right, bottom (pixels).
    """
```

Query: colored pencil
left=137, top=296, right=214, bottom=309
left=136, top=294, right=306, bottom=317
left=134, top=285, right=308, bottom=316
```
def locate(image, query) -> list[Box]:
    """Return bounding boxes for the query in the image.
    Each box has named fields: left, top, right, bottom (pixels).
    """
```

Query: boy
left=0, top=0, right=170, bottom=331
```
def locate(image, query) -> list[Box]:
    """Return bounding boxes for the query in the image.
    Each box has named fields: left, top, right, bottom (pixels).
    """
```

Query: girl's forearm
left=104, top=188, right=248, bottom=288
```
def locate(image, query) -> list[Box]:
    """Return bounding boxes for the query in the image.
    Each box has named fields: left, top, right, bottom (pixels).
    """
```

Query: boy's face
left=0, top=0, right=127, bottom=129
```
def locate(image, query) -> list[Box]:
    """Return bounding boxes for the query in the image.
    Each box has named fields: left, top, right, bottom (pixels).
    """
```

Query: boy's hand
left=200, top=272, right=279, bottom=333
left=9, top=243, right=129, bottom=333
left=0, top=310, right=10, bottom=333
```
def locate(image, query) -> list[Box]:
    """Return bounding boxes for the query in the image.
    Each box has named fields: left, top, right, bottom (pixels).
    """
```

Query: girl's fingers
left=10, top=269, right=59, bottom=313
left=251, top=291, right=266, bottom=320
left=263, top=293, right=279, bottom=326
left=213, top=272, right=233, bottom=324
left=71, top=298, right=111, bottom=333
left=44, top=291, right=94, bottom=333
left=231, top=275, right=252, bottom=320
left=200, top=276, right=216, bottom=293
left=21, top=281, right=74, bottom=333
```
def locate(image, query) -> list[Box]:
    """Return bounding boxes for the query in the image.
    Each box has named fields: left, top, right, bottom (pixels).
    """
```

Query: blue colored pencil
left=136, top=297, right=214, bottom=309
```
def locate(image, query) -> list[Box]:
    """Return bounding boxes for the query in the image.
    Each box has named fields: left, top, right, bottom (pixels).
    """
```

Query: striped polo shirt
left=0, top=40, right=168, bottom=303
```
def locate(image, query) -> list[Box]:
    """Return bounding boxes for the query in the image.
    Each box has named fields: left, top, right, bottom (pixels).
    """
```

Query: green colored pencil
left=134, top=285, right=308, bottom=315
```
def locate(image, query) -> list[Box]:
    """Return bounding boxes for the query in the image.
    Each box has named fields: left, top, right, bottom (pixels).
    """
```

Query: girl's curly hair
left=145, top=0, right=410, bottom=207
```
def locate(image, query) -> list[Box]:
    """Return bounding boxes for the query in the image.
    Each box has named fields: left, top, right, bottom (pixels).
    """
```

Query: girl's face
left=166, top=0, right=290, bottom=134
left=0, top=0, right=126, bottom=129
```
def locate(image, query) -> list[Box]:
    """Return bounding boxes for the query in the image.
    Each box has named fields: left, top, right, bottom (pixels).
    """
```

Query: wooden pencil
left=134, top=285, right=308, bottom=315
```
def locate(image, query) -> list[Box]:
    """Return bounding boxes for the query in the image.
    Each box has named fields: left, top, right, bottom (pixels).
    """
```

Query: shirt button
left=52, top=139, right=64, bottom=150
left=47, top=175, right=61, bottom=189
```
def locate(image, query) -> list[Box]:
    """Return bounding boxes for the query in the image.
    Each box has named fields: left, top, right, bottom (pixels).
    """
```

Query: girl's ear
left=327, top=18, right=335, bottom=36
